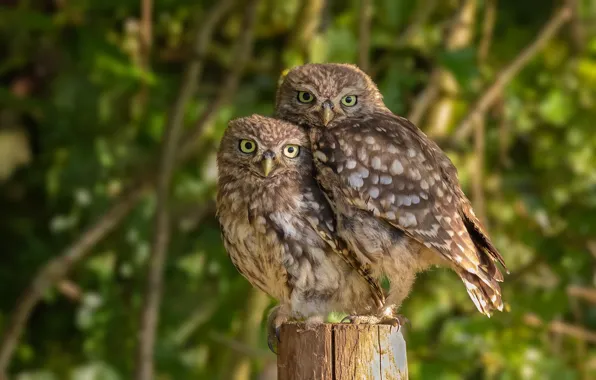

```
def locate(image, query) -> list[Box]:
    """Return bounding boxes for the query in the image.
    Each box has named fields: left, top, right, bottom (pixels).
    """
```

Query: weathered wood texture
left=277, top=323, right=408, bottom=380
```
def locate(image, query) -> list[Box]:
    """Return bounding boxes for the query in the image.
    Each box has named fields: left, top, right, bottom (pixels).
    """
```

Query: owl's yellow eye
left=283, top=144, right=300, bottom=158
left=239, top=139, right=257, bottom=154
left=341, top=95, right=358, bottom=107
left=297, top=91, right=315, bottom=103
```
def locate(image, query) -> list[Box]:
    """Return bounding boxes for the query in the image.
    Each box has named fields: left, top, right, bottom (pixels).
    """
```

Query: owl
left=216, top=115, right=384, bottom=351
left=275, top=63, right=508, bottom=322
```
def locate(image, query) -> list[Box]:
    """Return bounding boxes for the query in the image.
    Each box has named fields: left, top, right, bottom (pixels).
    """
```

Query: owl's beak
left=321, top=100, right=335, bottom=126
left=261, top=150, right=275, bottom=177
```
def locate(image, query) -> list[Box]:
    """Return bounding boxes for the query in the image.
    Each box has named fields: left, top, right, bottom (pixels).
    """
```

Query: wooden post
left=277, top=323, right=408, bottom=380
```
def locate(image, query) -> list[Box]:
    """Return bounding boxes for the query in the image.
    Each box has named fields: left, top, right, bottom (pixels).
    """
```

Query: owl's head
left=275, top=63, right=385, bottom=128
left=217, top=115, right=312, bottom=180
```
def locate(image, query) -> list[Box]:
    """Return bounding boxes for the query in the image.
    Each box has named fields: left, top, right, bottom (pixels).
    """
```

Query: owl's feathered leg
left=341, top=265, right=416, bottom=329
left=266, top=304, right=291, bottom=354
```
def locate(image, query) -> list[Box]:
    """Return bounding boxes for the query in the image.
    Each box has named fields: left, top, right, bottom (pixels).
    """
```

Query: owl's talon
left=267, top=324, right=282, bottom=354
left=267, top=305, right=290, bottom=355
left=267, top=334, right=279, bottom=355
left=340, top=314, right=380, bottom=325
left=378, top=314, right=409, bottom=330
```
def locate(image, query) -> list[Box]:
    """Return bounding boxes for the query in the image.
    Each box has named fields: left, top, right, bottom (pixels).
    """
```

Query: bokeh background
left=1, top=0, right=596, bottom=379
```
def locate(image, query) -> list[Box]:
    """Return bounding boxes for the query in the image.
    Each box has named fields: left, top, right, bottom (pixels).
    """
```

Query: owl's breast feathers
left=217, top=173, right=366, bottom=307
left=310, top=111, right=508, bottom=316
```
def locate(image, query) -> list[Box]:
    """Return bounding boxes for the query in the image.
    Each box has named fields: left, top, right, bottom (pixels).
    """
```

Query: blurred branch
left=588, top=240, right=596, bottom=259
left=396, top=0, right=437, bottom=46
left=405, top=0, right=461, bottom=126
left=357, top=0, right=372, bottom=73
left=496, top=97, right=512, bottom=166
left=0, top=0, right=258, bottom=374
left=426, top=0, right=477, bottom=138
left=507, top=256, right=544, bottom=282
left=135, top=2, right=196, bottom=379
left=287, top=0, right=325, bottom=63
left=478, top=0, right=497, bottom=62
left=140, top=0, right=153, bottom=64
left=176, top=200, right=216, bottom=233
left=224, top=289, right=272, bottom=380
left=209, top=331, right=271, bottom=359
left=565, top=0, right=585, bottom=53
left=409, top=0, right=476, bottom=132
left=178, top=0, right=259, bottom=159
left=471, top=115, right=487, bottom=223
left=0, top=184, right=146, bottom=376
left=407, top=71, right=440, bottom=126
left=524, top=313, right=596, bottom=344
left=140, top=0, right=261, bottom=376
left=470, top=2, right=494, bottom=224
left=135, top=0, right=153, bottom=112
left=568, top=286, right=596, bottom=304
left=452, top=6, right=573, bottom=141
left=172, top=299, right=219, bottom=346
left=57, top=279, right=83, bottom=302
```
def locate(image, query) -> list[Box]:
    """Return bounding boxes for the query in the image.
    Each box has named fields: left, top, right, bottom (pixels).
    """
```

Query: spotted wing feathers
left=311, top=112, right=506, bottom=315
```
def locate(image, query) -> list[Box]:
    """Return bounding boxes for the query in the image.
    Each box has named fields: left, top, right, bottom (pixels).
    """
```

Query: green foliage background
left=1, top=0, right=596, bottom=379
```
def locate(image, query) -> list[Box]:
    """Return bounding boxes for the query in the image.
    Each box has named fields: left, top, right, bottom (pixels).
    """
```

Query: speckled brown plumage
left=216, top=115, right=383, bottom=351
left=275, top=63, right=508, bottom=317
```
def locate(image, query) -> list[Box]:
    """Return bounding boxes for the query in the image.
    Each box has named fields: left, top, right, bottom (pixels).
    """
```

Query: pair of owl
left=216, top=63, right=508, bottom=352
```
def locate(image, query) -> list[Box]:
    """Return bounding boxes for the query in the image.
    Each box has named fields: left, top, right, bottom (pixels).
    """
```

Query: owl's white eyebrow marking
left=294, top=85, right=318, bottom=94
left=390, top=160, right=404, bottom=175
left=335, top=87, right=363, bottom=100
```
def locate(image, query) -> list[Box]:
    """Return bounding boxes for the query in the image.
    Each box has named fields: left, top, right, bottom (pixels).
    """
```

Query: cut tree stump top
left=277, top=323, right=408, bottom=380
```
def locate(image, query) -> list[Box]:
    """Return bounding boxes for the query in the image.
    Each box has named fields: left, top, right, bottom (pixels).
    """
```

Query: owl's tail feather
left=457, top=269, right=503, bottom=317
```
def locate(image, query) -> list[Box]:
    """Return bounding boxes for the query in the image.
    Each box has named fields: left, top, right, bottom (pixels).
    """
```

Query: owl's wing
left=311, top=112, right=507, bottom=315
left=299, top=182, right=386, bottom=308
